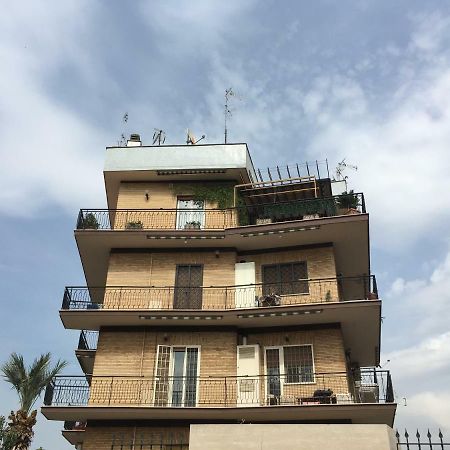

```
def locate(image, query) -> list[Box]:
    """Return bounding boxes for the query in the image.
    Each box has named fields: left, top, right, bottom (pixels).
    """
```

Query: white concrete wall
left=105, top=143, right=255, bottom=175
left=189, top=424, right=398, bottom=450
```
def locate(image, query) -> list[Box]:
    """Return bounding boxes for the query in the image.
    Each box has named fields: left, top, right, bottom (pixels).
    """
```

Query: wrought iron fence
left=396, top=429, right=450, bottom=448
left=43, top=369, right=393, bottom=408
left=77, top=330, right=98, bottom=351
left=76, top=193, right=366, bottom=231
left=61, top=275, right=377, bottom=311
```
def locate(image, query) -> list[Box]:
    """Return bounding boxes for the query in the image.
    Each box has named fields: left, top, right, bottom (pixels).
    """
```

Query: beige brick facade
left=89, top=326, right=347, bottom=406
left=102, top=245, right=338, bottom=309
left=82, top=425, right=189, bottom=450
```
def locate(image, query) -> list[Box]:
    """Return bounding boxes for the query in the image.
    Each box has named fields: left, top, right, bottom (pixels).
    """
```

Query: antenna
left=152, top=129, right=166, bottom=145
left=186, top=129, right=206, bottom=145
left=335, top=159, right=358, bottom=181
left=224, top=88, right=242, bottom=143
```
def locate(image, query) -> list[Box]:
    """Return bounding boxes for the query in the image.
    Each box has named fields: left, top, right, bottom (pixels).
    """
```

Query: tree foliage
left=1, top=353, right=67, bottom=414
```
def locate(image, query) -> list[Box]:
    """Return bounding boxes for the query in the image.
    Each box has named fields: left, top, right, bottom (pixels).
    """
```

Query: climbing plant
left=171, top=182, right=235, bottom=209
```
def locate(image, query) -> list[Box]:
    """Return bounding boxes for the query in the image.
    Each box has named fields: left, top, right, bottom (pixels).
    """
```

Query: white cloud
left=382, top=249, right=450, bottom=433
left=0, top=1, right=108, bottom=217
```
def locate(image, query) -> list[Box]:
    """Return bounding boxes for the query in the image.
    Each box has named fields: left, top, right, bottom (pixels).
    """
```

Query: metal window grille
left=262, top=262, right=309, bottom=296
left=284, top=346, right=314, bottom=383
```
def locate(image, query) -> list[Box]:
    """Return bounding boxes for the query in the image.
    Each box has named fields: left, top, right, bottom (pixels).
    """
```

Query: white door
left=237, top=345, right=260, bottom=407
left=176, top=199, right=205, bottom=230
left=234, top=262, right=256, bottom=308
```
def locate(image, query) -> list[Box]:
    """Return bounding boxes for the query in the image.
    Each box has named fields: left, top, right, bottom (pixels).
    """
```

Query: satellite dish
left=186, top=129, right=206, bottom=145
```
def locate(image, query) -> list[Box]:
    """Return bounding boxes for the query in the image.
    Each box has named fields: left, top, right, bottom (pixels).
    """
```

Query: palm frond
left=1, top=353, right=67, bottom=413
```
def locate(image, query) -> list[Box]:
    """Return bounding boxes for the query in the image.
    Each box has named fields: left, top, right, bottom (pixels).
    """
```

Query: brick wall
left=82, top=425, right=189, bottom=450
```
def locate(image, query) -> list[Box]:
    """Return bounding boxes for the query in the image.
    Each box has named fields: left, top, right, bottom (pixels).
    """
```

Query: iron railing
left=396, top=429, right=450, bottom=448
left=61, top=275, right=377, bottom=310
left=44, top=369, right=393, bottom=408
left=77, top=330, right=98, bottom=351
left=76, top=193, right=366, bottom=231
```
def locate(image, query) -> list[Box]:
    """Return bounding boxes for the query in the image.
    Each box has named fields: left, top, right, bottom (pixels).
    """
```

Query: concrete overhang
left=75, top=349, right=95, bottom=375
left=75, top=214, right=369, bottom=290
left=62, top=429, right=85, bottom=446
left=61, top=300, right=380, bottom=366
left=42, top=403, right=396, bottom=427
left=104, top=143, right=256, bottom=210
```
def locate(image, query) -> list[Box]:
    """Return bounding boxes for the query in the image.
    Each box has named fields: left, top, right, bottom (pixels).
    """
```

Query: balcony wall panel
left=82, top=425, right=189, bottom=450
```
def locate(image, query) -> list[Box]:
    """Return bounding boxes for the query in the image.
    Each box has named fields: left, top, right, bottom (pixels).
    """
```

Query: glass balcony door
left=176, top=198, right=205, bottom=230
left=154, top=346, right=199, bottom=407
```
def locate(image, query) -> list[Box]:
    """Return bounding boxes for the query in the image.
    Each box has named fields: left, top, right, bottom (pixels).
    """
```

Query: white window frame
left=264, top=344, right=316, bottom=398
left=154, top=345, right=201, bottom=407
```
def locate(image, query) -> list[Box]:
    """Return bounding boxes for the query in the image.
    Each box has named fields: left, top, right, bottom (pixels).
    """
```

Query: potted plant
left=184, top=221, right=201, bottom=230
left=337, top=190, right=360, bottom=214
left=80, top=213, right=99, bottom=229
left=125, top=220, right=144, bottom=230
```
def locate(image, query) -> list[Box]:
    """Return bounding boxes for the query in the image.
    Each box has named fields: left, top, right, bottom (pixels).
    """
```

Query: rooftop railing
left=76, top=193, right=366, bottom=231
left=61, top=275, right=377, bottom=311
left=44, top=369, right=393, bottom=409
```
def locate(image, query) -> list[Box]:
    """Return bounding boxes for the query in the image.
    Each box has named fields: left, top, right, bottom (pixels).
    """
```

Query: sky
left=1, top=0, right=450, bottom=448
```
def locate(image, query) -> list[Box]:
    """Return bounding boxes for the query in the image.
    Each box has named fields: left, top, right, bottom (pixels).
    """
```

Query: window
left=154, top=346, right=200, bottom=407
left=265, top=345, right=314, bottom=385
left=262, top=261, right=309, bottom=295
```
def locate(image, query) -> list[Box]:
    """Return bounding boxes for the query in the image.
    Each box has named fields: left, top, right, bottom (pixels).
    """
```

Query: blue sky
left=1, top=1, right=450, bottom=448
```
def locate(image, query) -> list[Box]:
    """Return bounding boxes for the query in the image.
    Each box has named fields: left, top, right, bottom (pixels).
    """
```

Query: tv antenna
left=335, top=159, right=358, bottom=181
left=152, top=129, right=166, bottom=145
left=117, top=112, right=129, bottom=146
left=186, top=129, right=206, bottom=145
left=224, top=88, right=241, bottom=144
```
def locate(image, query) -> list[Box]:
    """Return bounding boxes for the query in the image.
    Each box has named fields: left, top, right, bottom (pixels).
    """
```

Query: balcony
left=75, top=331, right=98, bottom=374
left=77, top=193, right=366, bottom=231
left=62, top=276, right=377, bottom=311
left=42, top=370, right=395, bottom=426
left=75, top=195, right=369, bottom=292
left=60, top=276, right=380, bottom=366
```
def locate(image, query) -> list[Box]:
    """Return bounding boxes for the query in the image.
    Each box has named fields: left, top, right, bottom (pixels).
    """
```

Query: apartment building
left=42, top=137, right=396, bottom=449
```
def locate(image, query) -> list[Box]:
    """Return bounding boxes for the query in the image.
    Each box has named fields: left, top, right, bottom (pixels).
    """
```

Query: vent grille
left=239, top=346, right=255, bottom=359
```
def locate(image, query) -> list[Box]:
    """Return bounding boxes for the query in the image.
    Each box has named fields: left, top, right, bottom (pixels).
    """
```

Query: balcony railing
left=77, top=330, right=98, bottom=351
left=43, top=369, right=393, bottom=408
left=76, top=193, right=366, bottom=231
left=61, top=275, right=377, bottom=311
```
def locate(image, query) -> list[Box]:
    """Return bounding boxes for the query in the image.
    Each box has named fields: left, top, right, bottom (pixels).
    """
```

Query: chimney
left=127, top=133, right=142, bottom=147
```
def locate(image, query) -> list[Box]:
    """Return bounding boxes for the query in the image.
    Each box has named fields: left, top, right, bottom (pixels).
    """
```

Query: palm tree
left=1, top=353, right=67, bottom=450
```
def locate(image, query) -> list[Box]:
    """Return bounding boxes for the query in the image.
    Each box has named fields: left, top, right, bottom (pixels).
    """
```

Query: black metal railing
left=77, top=330, right=98, bottom=351
left=61, top=275, right=377, bottom=311
left=76, top=193, right=366, bottom=231
left=397, top=429, right=450, bottom=448
left=44, top=369, right=393, bottom=408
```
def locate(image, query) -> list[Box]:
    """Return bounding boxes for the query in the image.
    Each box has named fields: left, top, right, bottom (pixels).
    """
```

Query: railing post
left=225, top=287, right=228, bottom=309
left=224, top=376, right=227, bottom=407
left=386, top=371, right=394, bottom=403
left=62, top=288, right=71, bottom=309
left=372, top=275, right=378, bottom=298
left=108, top=377, right=114, bottom=405
left=77, top=210, right=83, bottom=229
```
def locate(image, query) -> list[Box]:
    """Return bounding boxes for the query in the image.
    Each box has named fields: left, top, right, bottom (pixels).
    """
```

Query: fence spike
left=416, top=429, right=420, bottom=439
left=396, top=430, right=400, bottom=440
left=405, top=429, right=409, bottom=439
left=427, top=429, right=431, bottom=439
